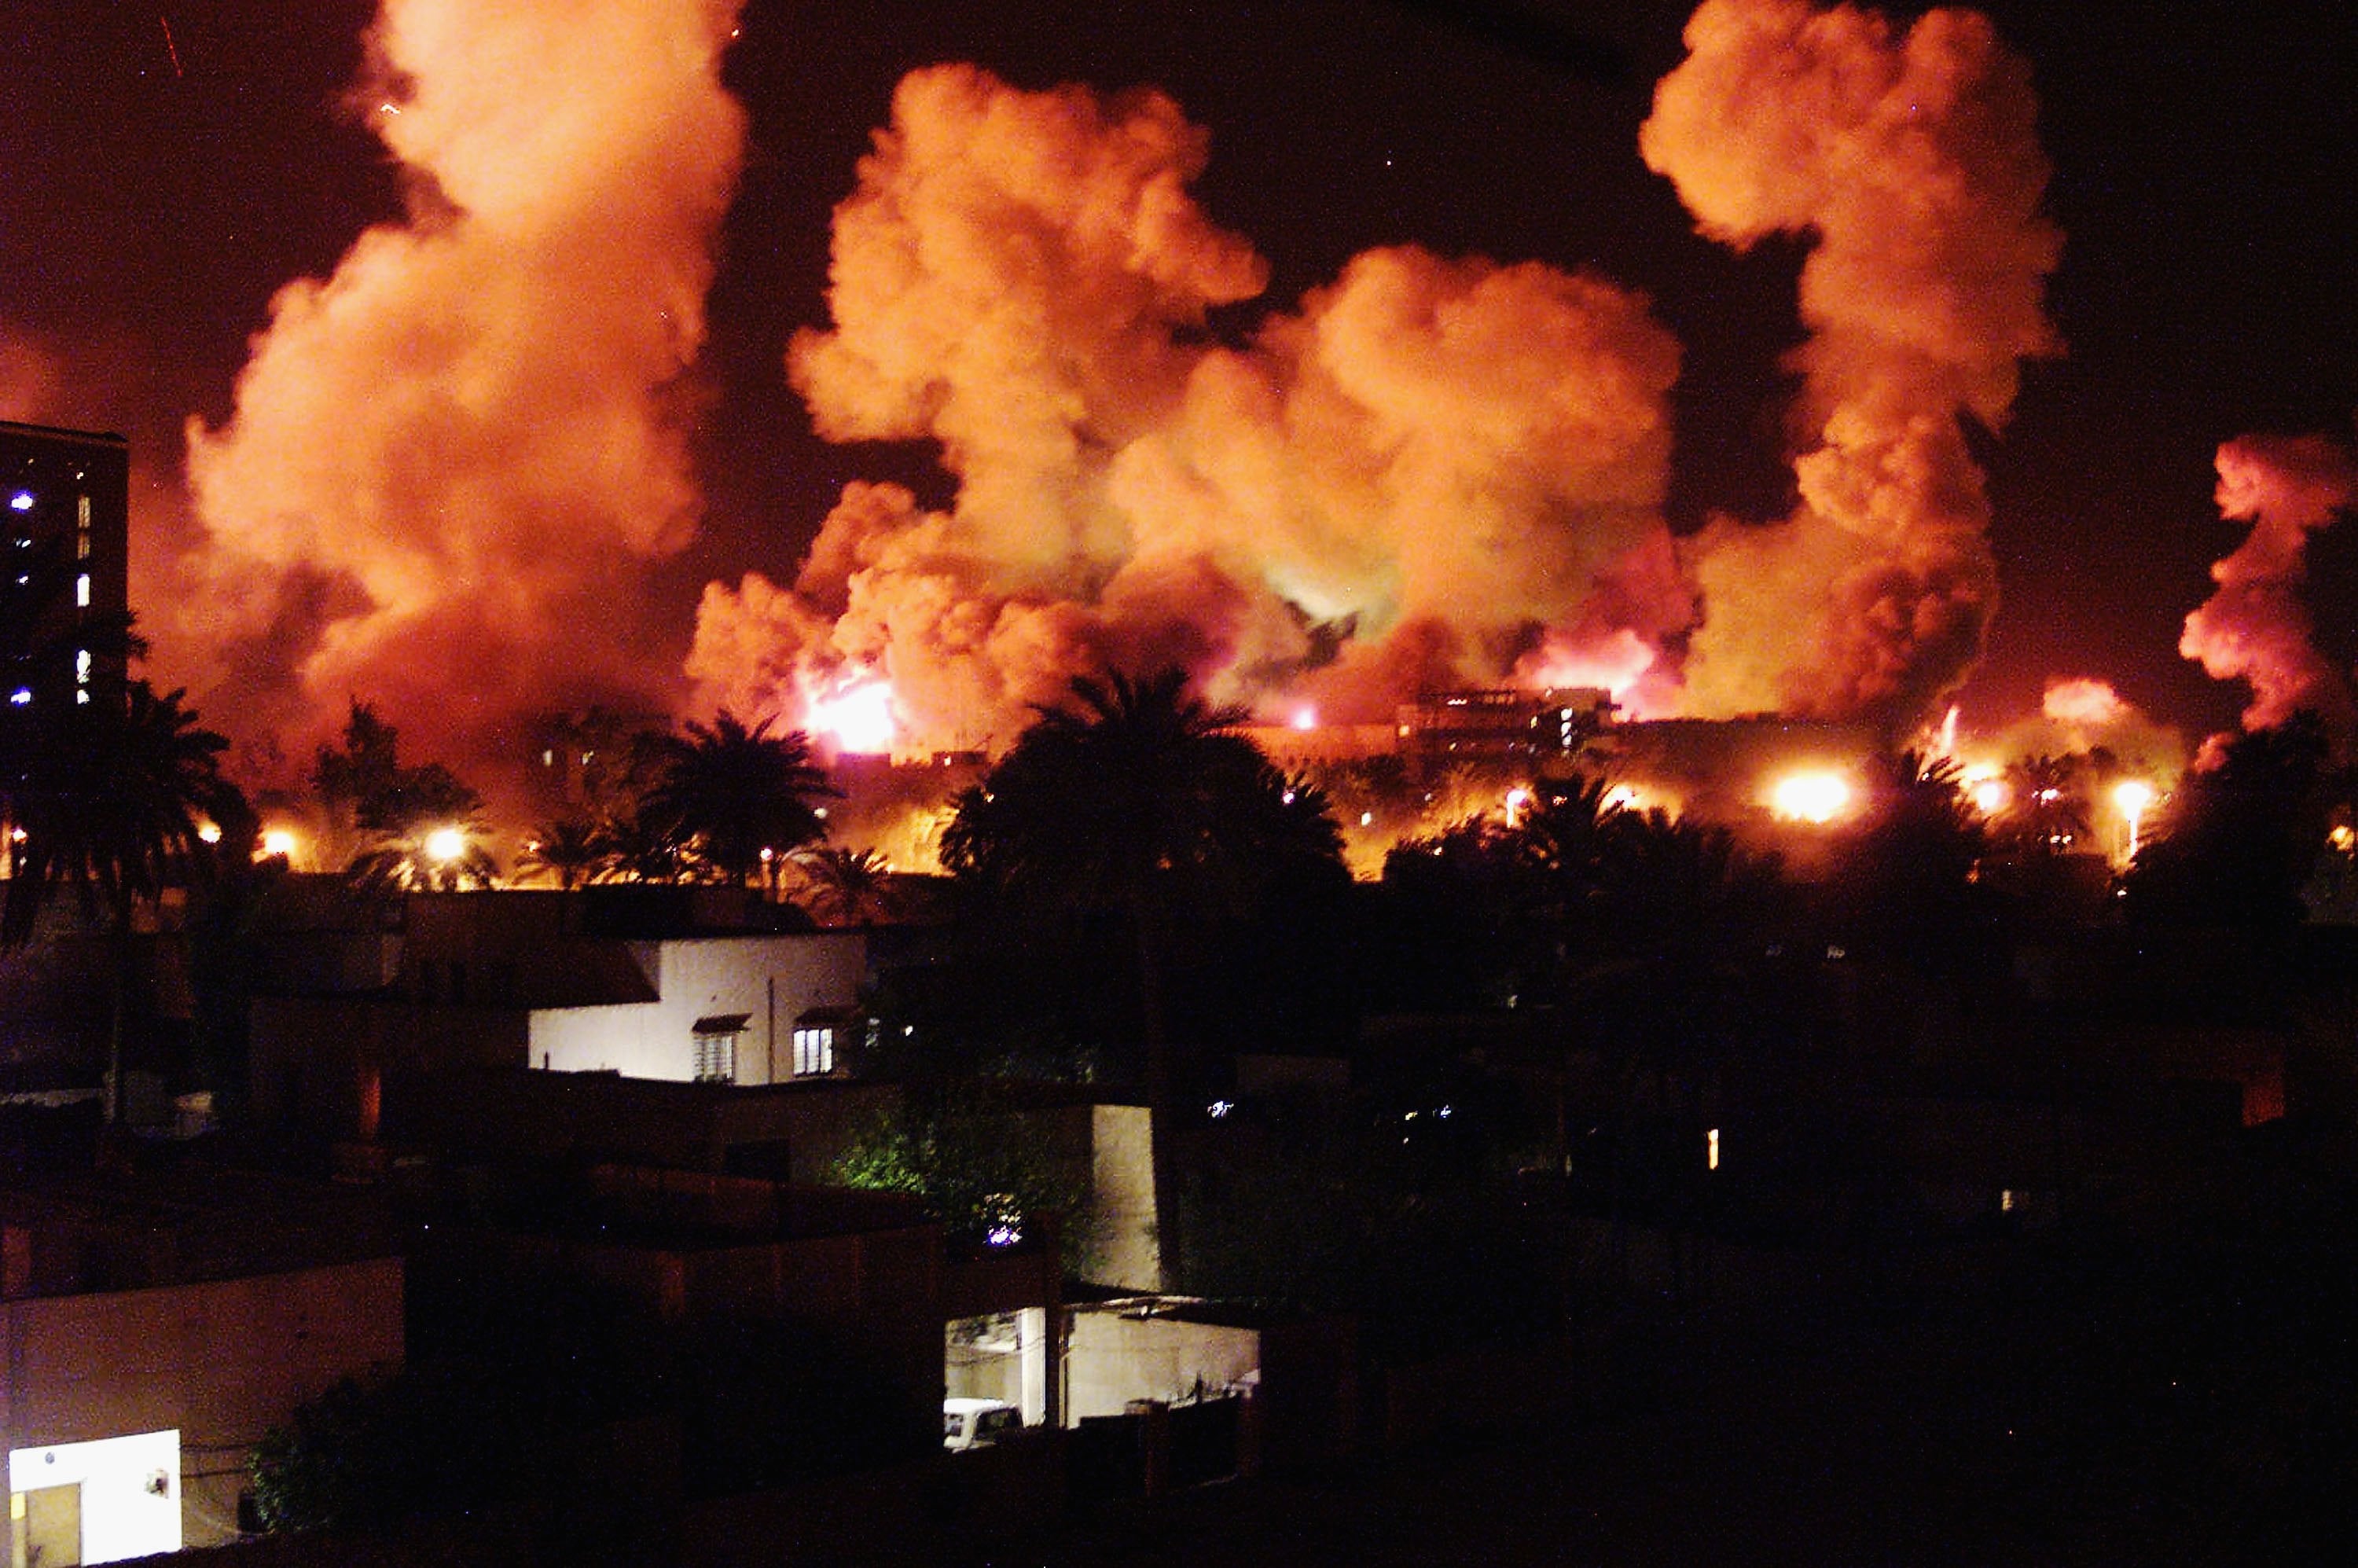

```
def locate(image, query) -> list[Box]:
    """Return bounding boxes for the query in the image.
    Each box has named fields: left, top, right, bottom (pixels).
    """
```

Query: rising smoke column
left=2180, top=432, right=2358, bottom=746
left=1641, top=0, right=2061, bottom=725
left=692, top=64, right=1681, bottom=752
left=180, top=0, right=747, bottom=784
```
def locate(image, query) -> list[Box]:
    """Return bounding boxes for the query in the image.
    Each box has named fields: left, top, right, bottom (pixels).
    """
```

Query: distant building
left=1394, top=688, right=1615, bottom=773
left=0, top=420, right=129, bottom=712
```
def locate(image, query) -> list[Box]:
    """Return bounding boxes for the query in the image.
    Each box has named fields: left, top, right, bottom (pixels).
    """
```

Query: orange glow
left=1769, top=771, right=1849, bottom=824
left=1290, top=706, right=1317, bottom=732
left=261, top=828, right=298, bottom=860
left=424, top=826, right=467, bottom=862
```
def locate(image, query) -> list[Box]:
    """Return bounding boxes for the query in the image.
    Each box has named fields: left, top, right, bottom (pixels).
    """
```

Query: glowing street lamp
left=2114, top=780, right=2155, bottom=861
left=1504, top=785, right=1533, bottom=828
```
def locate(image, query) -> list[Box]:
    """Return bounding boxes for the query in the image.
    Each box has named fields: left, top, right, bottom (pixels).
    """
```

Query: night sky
left=4, top=0, right=2352, bottom=756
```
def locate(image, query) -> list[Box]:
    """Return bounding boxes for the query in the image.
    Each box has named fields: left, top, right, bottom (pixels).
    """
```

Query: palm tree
left=2000, top=752, right=2091, bottom=854
left=786, top=845, right=899, bottom=926
left=637, top=711, right=834, bottom=885
left=940, top=667, right=1349, bottom=1283
left=1, top=681, right=237, bottom=1120
left=516, top=817, right=608, bottom=891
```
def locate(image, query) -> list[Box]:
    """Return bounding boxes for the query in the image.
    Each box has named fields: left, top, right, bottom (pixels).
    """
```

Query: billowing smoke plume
left=2180, top=432, right=2358, bottom=745
left=178, top=0, right=746, bottom=787
left=692, top=64, right=1684, bottom=752
left=1640, top=0, right=2060, bottom=724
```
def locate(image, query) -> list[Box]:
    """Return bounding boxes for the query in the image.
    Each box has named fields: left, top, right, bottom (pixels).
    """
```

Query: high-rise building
left=0, top=420, right=130, bottom=710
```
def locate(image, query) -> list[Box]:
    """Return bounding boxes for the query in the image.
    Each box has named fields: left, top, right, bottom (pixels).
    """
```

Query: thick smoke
left=692, top=64, right=1683, bottom=752
left=2180, top=432, right=2358, bottom=747
left=1640, top=0, right=2060, bottom=725
left=178, top=0, right=747, bottom=788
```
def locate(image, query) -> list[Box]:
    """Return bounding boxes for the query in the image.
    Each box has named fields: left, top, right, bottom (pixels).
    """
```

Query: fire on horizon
left=2, top=0, right=2352, bottom=806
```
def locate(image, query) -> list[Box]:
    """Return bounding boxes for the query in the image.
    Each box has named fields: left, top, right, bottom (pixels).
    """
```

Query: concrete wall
left=0, top=1256, right=405, bottom=1550
left=530, top=933, right=865, bottom=1084
left=1088, top=1105, right=1159, bottom=1292
left=1063, top=1310, right=1259, bottom=1421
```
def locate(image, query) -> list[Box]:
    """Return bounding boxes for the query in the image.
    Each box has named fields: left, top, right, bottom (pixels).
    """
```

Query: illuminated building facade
left=0, top=420, right=130, bottom=711
left=1394, top=687, right=1616, bottom=772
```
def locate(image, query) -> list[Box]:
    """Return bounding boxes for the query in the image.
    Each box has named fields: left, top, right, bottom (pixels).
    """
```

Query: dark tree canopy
left=636, top=709, right=833, bottom=884
left=2, top=679, right=234, bottom=943
left=2126, top=714, right=2338, bottom=935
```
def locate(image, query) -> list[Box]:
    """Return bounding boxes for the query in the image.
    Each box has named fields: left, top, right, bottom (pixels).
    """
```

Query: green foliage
left=832, top=1094, right=1100, bottom=1270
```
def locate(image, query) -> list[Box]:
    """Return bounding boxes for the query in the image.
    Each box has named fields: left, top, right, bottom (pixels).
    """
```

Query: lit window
left=77, top=494, right=90, bottom=527
left=7, top=492, right=30, bottom=512
left=8, top=689, right=29, bottom=706
left=694, top=1033, right=736, bottom=1083
left=792, top=1026, right=835, bottom=1078
left=76, top=648, right=92, bottom=685
left=76, top=531, right=90, bottom=560
left=76, top=574, right=90, bottom=608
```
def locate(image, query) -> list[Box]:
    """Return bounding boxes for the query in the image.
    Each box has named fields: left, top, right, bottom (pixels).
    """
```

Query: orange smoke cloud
left=2180, top=431, right=2358, bottom=740
left=692, top=64, right=1683, bottom=751
left=1640, top=0, right=2060, bottom=725
left=177, top=0, right=747, bottom=785
left=2042, top=676, right=2125, bottom=730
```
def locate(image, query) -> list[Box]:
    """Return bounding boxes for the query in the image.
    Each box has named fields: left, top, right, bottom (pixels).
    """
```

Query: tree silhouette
left=637, top=711, right=833, bottom=885
left=939, top=667, right=1348, bottom=1283
left=2, top=680, right=233, bottom=944
left=516, top=817, right=607, bottom=891
left=2126, top=713, right=2335, bottom=935
left=785, top=845, right=899, bottom=926
left=2, top=681, right=237, bottom=1121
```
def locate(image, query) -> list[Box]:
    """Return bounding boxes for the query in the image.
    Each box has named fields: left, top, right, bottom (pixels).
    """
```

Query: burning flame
left=805, top=675, right=897, bottom=756
left=1769, top=771, right=1850, bottom=824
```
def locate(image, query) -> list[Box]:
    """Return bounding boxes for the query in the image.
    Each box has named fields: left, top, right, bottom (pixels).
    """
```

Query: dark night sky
left=3, top=0, right=2352, bottom=746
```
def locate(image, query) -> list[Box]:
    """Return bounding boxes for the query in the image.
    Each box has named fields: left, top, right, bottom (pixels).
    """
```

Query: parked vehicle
left=943, top=1397, right=1021, bottom=1451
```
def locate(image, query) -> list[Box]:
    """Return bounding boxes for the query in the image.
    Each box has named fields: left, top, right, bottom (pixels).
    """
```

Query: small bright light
left=1770, top=772, right=1850, bottom=824
left=424, top=826, right=467, bottom=862
left=1290, top=707, right=1317, bottom=732
left=196, top=823, right=222, bottom=845
left=982, top=1193, right=1023, bottom=1247
left=1207, top=1100, right=1234, bottom=1118
left=1359, top=811, right=1374, bottom=828
left=1969, top=780, right=2009, bottom=815
left=1707, top=1128, right=1721, bottom=1171
left=1603, top=784, right=1640, bottom=810
left=2331, top=825, right=2356, bottom=854
left=1504, top=785, right=1533, bottom=828
left=7, top=689, right=28, bottom=706
left=7, top=493, right=31, bottom=512
left=759, top=846, right=774, bottom=863
left=261, top=828, right=297, bottom=859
